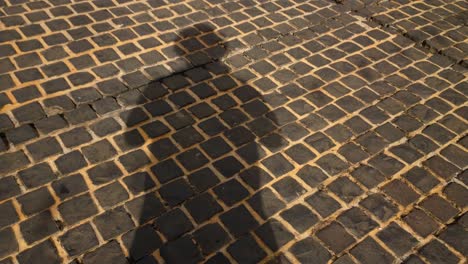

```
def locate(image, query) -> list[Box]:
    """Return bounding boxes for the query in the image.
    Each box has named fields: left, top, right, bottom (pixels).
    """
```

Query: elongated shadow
left=124, top=23, right=284, bottom=263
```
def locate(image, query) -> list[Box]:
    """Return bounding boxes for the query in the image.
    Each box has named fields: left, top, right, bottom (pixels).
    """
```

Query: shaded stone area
left=0, top=0, right=467, bottom=264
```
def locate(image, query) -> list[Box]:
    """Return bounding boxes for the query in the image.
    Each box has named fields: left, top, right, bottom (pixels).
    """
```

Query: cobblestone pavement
left=0, top=0, right=467, bottom=263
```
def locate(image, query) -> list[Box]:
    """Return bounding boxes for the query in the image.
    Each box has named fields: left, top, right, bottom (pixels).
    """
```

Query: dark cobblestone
left=17, top=239, right=61, bottom=264
left=126, top=192, right=165, bottom=224
left=220, top=204, right=259, bottom=238
left=0, top=151, right=29, bottom=175
left=0, top=201, right=19, bottom=229
left=0, top=228, right=18, bottom=258
left=420, top=194, right=459, bottom=223
left=5, top=124, right=38, bottom=145
left=227, top=234, right=266, bottom=264
left=290, top=237, right=330, bottom=264
left=350, top=237, right=395, bottom=263
left=377, top=222, right=418, bottom=257
left=20, top=210, right=59, bottom=244
left=94, top=206, right=135, bottom=240
left=123, top=225, right=163, bottom=262
left=58, top=193, right=98, bottom=225
left=60, top=223, right=99, bottom=257
left=316, top=221, right=356, bottom=254
left=52, top=173, right=88, bottom=200
left=82, top=241, right=127, bottom=264
left=306, top=191, right=341, bottom=218
left=419, top=239, right=460, bottom=264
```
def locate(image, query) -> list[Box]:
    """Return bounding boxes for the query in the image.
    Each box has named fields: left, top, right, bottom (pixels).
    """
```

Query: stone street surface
left=0, top=0, right=467, bottom=263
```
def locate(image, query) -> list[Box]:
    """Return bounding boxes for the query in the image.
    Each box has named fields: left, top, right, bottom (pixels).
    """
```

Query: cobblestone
left=0, top=0, right=467, bottom=263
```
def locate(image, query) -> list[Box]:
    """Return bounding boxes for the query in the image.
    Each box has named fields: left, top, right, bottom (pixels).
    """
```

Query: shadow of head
left=161, top=22, right=228, bottom=74
left=179, top=22, right=227, bottom=62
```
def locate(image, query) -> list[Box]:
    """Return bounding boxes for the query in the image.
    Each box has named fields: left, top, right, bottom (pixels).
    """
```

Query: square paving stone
left=87, top=161, right=123, bottom=185
left=247, top=188, right=285, bottom=220
left=82, top=241, right=127, bottom=264
left=122, top=225, right=163, bottom=261
left=118, top=150, right=151, bottom=173
left=296, top=165, right=328, bottom=188
left=94, top=181, right=129, bottom=208
left=18, top=162, right=56, bottom=188
left=272, top=176, right=306, bottom=202
left=0, top=176, right=21, bottom=200
left=160, top=235, right=202, bottom=264
left=438, top=223, right=468, bottom=256
left=5, top=124, right=38, bottom=145
left=315, top=154, right=349, bottom=176
left=0, top=227, right=18, bottom=259
left=289, top=237, right=331, bottom=264
left=213, top=156, right=244, bottom=178
left=151, top=158, right=184, bottom=184
left=123, top=171, right=156, bottom=195
left=220, top=204, right=259, bottom=238
left=423, top=155, right=459, bottom=180
left=35, top=115, right=68, bottom=134
left=382, top=179, right=420, bottom=206
left=17, top=239, right=61, bottom=264
left=184, top=193, right=222, bottom=224
left=172, top=126, right=204, bottom=148
left=280, top=204, right=318, bottom=233
left=125, top=193, right=166, bottom=224
left=360, top=193, right=398, bottom=221
left=58, top=193, right=98, bottom=225
left=12, top=102, right=45, bottom=124
left=27, top=137, right=62, bottom=161
left=403, top=167, right=440, bottom=193
left=177, top=148, right=209, bottom=171
left=227, top=234, right=266, bottom=264
left=94, top=206, right=135, bottom=240
left=305, top=191, right=341, bottom=218
left=337, top=207, right=378, bottom=238
left=20, top=210, right=59, bottom=244
left=443, top=182, right=468, bottom=208
left=155, top=208, right=194, bottom=240
left=60, top=223, right=99, bottom=256
left=368, top=154, right=404, bottom=177
left=255, top=219, right=294, bottom=251
left=261, top=153, right=294, bottom=177
left=327, top=177, right=363, bottom=203
left=316, top=222, right=356, bottom=254
left=82, top=139, right=117, bottom=164
left=285, top=144, right=316, bottom=165
left=213, top=179, right=249, bottom=207
left=419, top=239, right=460, bottom=264
left=55, top=151, right=88, bottom=175
left=376, top=222, right=418, bottom=256
left=0, top=201, right=19, bottom=229
left=159, top=178, right=195, bottom=206
left=17, top=187, right=55, bottom=216
left=193, top=223, right=230, bottom=255
left=0, top=151, right=30, bottom=175
left=188, top=167, right=220, bottom=193
left=350, top=237, right=395, bottom=264
left=419, top=195, right=459, bottom=222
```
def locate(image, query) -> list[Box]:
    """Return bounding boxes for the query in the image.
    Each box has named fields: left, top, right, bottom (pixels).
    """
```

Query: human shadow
left=124, top=22, right=289, bottom=263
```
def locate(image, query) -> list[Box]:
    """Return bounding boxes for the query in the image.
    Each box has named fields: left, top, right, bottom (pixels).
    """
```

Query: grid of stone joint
left=0, top=0, right=467, bottom=264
